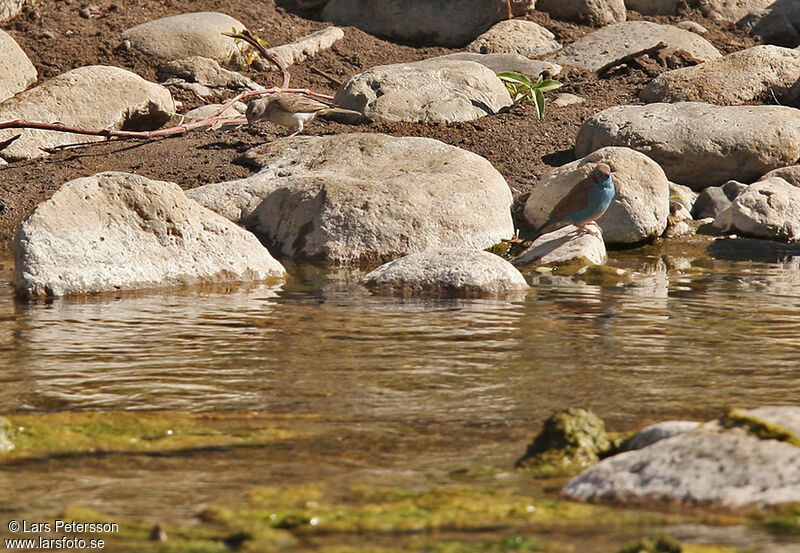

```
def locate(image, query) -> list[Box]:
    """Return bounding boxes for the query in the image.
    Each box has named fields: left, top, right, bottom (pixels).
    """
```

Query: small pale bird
left=246, top=93, right=362, bottom=136
left=530, top=163, right=616, bottom=239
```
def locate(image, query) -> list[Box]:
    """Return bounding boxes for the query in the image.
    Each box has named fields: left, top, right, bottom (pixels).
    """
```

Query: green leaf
left=497, top=72, right=533, bottom=88
left=534, top=79, right=563, bottom=93
left=534, top=88, right=546, bottom=119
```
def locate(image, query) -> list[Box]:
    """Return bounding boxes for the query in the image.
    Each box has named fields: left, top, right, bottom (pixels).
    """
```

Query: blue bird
left=530, top=163, right=616, bottom=239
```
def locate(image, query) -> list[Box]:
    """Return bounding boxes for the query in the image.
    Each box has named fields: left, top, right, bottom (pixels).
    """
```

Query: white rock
left=188, top=133, right=514, bottom=265
left=182, top=102, right=246, bottom=121
left=760, top=165, right=800, bottom=187
left=575, top=102, right=800, bottom=189
left=641, top=45, right=800, bottom=105
left=0, top=29, right=36, bottom=103
left=121, top=12, right=247, bottom=63
left=625, top=0, right=678, bottom=15
left=436, top=52, right=562, bottom=77
left=564, top=407, right=800, bottom=508
left=0, top=0, right=23, bottom=23
left=524, top=147, right=670, bottom=244
left=537, top=0, right=627, bottom=26
left=513, top=224, right=607, bottom=267
left=362, top=248, right=528, bottom=297
left=547, top=21, right=721, bottom=71
left=693, top=0, right=773, bottom=22
left=260, top=27, right=345, bottom=70
left=551, top=93, right=584, bottom=107
left=13, top=172, right=286, bottom=298
left=321, top=0, right=533, bottom=47
left=675, top=20, right=708, bottom=33
left=715, top=177, right=800, bottom=241
left=157, top=56, right=262, bottom=100
left=334, top=58, right=512, bottom=123
left=0, top=65, right=174, bottom=163
left=625, top=421, right=701, bottom=450
left=670, top=181, right=697, bottom=220
left=465, top=19, right=561, bottom=57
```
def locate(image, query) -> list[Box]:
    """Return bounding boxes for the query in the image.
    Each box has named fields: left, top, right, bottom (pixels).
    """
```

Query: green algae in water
left=0, top=412, right=301, bottom=461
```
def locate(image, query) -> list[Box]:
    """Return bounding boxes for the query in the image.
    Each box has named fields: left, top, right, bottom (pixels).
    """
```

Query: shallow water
left=1, top=243, right=800, bottom=551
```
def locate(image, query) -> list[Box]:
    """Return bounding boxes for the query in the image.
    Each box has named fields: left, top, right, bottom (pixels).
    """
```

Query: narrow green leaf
left=534, top=88, right=546, bottom=119
left=535, top=79, right=563, bottom=93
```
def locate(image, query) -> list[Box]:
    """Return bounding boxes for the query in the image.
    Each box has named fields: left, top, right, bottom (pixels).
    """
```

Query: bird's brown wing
left=549, top=179, right=591, bottom=219
left=272, top=94, right=332, bottom=114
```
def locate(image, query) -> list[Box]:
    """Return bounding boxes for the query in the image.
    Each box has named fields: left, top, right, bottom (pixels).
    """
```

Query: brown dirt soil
left=0, top=1, right=758, bottom=248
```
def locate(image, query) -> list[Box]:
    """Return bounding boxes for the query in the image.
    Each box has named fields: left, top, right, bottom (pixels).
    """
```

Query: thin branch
left=222, top=29, right=291, bottom=88
left=310, top=66, right=343, bottom=88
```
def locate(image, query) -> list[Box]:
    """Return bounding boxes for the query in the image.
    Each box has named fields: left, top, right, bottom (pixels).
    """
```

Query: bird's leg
left=578, top=222, right=602, bottom=238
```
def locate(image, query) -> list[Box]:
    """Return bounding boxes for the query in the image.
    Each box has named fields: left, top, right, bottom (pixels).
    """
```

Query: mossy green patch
left=515, top=408, right=611, bottom=477
left=0, top=411, right=302, bottom=462
left=720, top=408, right=800, bottom=447
left=754, top=503, right=800, bottom=534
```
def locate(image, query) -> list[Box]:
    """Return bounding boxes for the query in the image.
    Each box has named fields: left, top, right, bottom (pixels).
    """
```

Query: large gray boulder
left=465, top=19, right=561, bottom=57
left=536, top=0, right=627, bottom=26
left=0, top=0, right=23, bottom=23
left=564, top=407, right=800, bottom=508
left=715, top=177, right=800, bottom=241
left=741, top=2, right=800, bottom=47
left=640, top=45, right=800, bottom=105
left=760, top=165, right=800, bottom=187
left=320, top=0, right=535, bottom=47
left=13, top=172, right=286, bottom=299
left=0, top=65, right=174, bottom=163
left=0, top=29, right=36, bottom=103
left=524, top=147, right=670, bottom=244
left=121, top=12, right=247, bottom=62
left=187, top=134, right=514, bottom=265
left=362, top=249, right=528, bottom=297
left=333, top=58, right=512, bottom=123
left=575, top=102, right=800, bottom=189
left=547, top=21, right=721, bottom=71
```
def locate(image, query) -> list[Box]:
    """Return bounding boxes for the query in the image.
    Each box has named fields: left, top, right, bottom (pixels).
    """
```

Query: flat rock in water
left=435, top=52, right=562, bottom=77
left=0, top=65, right=174, bottom=163
left=13, top=172, right=286, bottom=298
left=513, top=224, right=607, bottom=267
left=465, top=19, right=561, bottom=57
left=362, top=249, right=528, bottom=298
left=121, top=12, right=247, bottom=62
left=320, top=0, right=532, bottom=47
left=547, top=21, right=721, bottom=71
left=0, top=29, right=36, bottom=103
left=536, top=0, right=627, bottom=26
left=575, top=102, right=800, bottom=189
left=333, top=58, right=512, bottom=123
left=188, top=133, right=514, bottom=265
left=524, top=147, right=670, bottom=244
left=641, top=45, right=800, bottom=105
left=564, top=406, right=800, bottom=508
left=715, top=177, right=800, bottom=241
left=0, top=0, right=23, bottom=23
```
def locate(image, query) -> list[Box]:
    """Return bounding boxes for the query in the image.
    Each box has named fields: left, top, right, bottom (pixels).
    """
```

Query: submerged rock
left=333, top=58, right=512, bottom=123
left=13, top=172, right=286, bottom=298
left=516, top=408, right=612, bottom=477
left=188, top=133, right=514, bottom=265
left=564, top=406, right=800, bottom=508
left=362, top=249, right=528, bottom=298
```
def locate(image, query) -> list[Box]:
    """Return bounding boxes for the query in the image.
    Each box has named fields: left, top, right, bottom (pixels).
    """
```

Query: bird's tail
left=317, top=107, right=369, bottom=124
left=527, top=217, right=555, bottom=241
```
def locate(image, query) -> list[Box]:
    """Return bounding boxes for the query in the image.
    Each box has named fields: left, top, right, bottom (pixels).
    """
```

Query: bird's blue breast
left=559, top=176, right=616, bottom=226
